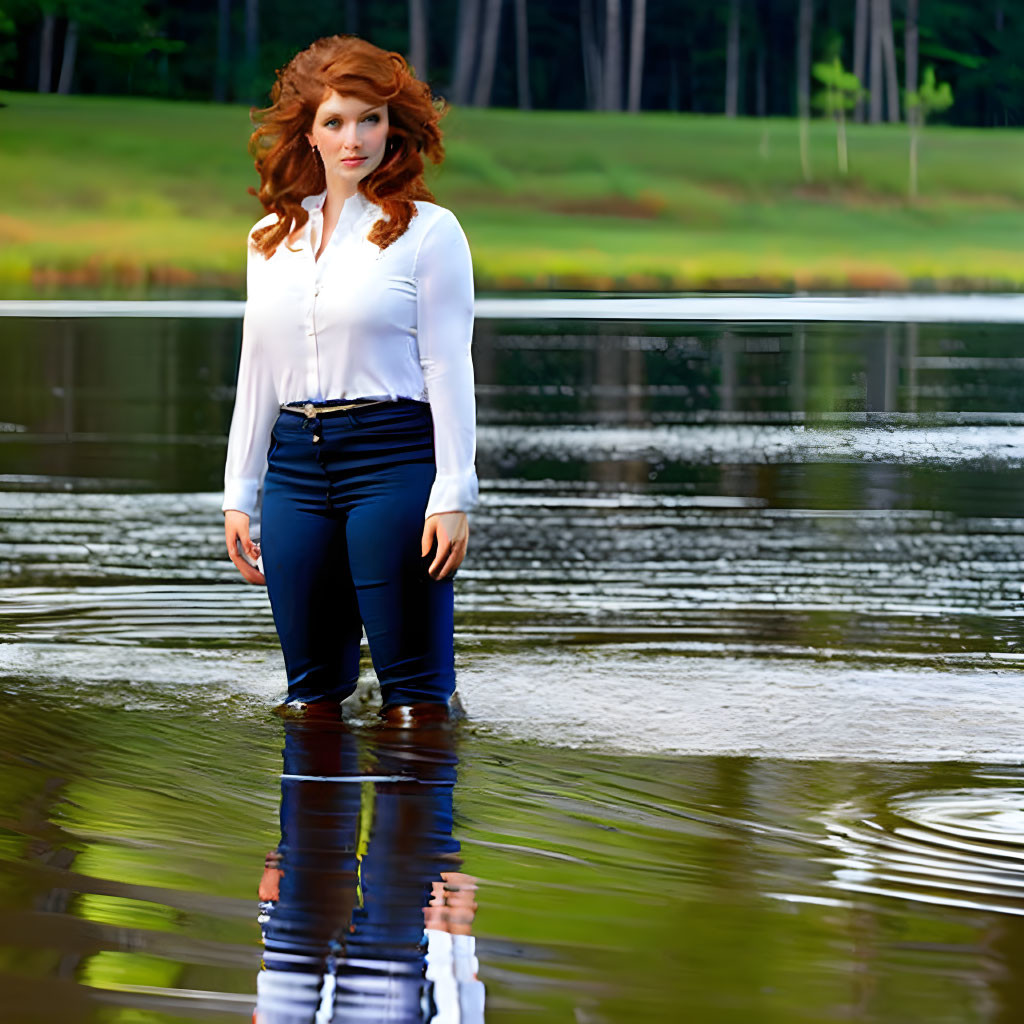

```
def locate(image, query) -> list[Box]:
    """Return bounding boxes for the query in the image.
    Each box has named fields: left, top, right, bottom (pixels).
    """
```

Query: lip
left=341, top=156, right=366, bottom=166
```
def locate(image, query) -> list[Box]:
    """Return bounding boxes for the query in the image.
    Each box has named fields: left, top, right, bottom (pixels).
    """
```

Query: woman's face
left=306, top=90, right=390, bottom=190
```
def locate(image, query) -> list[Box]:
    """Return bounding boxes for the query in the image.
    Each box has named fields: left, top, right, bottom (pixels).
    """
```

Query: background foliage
left=0, top=0, right=1020, bottom=126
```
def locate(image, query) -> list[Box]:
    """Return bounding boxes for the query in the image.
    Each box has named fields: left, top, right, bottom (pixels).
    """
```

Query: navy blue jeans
left=261, top=399, right=455, bottom=708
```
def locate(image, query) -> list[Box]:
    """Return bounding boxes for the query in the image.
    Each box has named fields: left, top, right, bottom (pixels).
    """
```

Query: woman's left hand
left=421, top=512, right=469, bottom=580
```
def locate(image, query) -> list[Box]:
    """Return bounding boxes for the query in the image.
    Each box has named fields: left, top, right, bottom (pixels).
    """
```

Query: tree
left=243, top=0, right=259, bottom=103
left=813, top=56, right=864, bottom=173
left=452, top=0, right=480, bottom=105
left=580, top=0, right=602, bottom=110
left=514, top=0, right=530, bottom=110
left=627, top=0, right=645, bottom=113
left=472, top=0, right=502, bottom=107
left=725, top=0, right=740, bottom=117
left=214, top=0, right=230, bottom=102
left=0, top=5, right=15, bottom=79
left=796, top=0, right=813, bottom=181
left=753, top=0, right=767, bottom=117
left=852, top=0, right=868, bottom=122
left=408, top=0, right=428, bottom=80
left=869, top=0, right=899, bottom=123
left=603, top=0, right=621, bottom=111
left=879, top=0, right=899, bottom=122
left=344, top=0, right=358, bottom=32
left=38, top=4, right=56, bottom=92
left=34, top=0, right=163, bottom=98
left=56, top=13, right=77, bottom=93
left=904, top=0, right=918, bottom=106
left=906, top=65, right=953, bottom=199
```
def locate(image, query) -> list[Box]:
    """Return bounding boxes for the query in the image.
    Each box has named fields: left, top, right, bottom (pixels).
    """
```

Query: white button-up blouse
left=222, top=189, right=478, bottom=520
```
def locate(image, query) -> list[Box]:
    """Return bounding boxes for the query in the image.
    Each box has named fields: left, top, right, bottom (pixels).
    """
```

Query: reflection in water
left=255, top=716, right=484, bottom=1024
left=5, top=693, right=1024, bottom=1020
left=2, top=313, right=1024, bottom=1019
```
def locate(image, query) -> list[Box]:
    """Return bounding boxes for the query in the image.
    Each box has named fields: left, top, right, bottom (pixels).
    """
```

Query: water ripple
left=820, top=780, right=1024, bottom=916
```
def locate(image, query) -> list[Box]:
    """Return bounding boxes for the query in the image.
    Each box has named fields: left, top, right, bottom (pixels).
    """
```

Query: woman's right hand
left=224, top=509, right=266, bottom=585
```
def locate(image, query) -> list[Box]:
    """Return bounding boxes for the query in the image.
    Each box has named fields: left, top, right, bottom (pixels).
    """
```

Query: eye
left=324, top=117, right=340, bottom=128
left=363, top=114, right=380, bottom=123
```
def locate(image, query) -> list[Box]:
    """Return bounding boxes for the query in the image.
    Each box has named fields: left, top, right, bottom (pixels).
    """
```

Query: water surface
left=1, top=313, right=1022, bottom=1021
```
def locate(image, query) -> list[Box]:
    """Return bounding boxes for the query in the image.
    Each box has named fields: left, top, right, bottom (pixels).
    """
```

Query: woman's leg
left=309, top=401, right=455, bottom=709
left=261, top=416, right=363, bottom=705
left=344, top=459, right=456, bottom=709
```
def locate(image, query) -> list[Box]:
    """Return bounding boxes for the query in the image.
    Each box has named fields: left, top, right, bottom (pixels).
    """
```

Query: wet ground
left=0, top=314, right=1023, bottom=1021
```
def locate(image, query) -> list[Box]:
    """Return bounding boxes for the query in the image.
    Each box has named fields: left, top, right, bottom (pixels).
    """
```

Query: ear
left=305, top=131, right=315, bottom=149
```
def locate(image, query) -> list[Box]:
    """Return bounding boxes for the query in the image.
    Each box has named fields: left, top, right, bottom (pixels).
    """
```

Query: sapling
left=905, top=66, right=953, bottom=200
left=812, top=56, right=865, bottom=176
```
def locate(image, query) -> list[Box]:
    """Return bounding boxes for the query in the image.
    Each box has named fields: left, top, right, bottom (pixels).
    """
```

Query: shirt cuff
left=222, top=479, right=260, bottom=517
left=425, top=470, right=479, bottom=519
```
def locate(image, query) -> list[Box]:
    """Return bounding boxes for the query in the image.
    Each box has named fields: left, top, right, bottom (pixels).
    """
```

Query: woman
left=222, top=35, right=477, bottom=724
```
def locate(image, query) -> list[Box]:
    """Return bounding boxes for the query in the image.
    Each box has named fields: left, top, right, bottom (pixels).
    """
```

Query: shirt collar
left=300, top=190, right=326, bottom=213
left=300, top=189, right=377, bottom=219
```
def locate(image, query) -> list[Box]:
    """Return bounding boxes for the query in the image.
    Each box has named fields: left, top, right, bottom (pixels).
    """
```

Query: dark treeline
left=1, top=0, right=1020, bottom=126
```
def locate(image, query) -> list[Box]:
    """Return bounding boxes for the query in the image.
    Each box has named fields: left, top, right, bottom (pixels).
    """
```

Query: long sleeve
left=414, top=209, right=479, bottom=518
left=222, top=245, right=280, bottom=517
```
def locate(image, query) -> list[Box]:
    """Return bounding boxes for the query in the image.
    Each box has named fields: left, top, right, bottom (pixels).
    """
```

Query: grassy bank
left=2, top=90, right=1023, bottom=295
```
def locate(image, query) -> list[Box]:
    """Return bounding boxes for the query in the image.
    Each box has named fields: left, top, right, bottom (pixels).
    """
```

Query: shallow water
left=1, top=315, right=1023, bottom=1021
left=5, top=695, right=1024, bottom=1023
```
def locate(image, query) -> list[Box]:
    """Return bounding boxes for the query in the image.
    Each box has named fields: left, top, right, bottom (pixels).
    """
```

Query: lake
left=1, top=304, right=1023, bottom=1022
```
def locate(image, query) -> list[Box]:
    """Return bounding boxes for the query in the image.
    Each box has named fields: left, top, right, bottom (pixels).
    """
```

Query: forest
left=1, top=0, right=1019, bottom=127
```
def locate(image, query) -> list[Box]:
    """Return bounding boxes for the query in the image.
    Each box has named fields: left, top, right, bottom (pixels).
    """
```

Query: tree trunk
left=904, top=0, right=918, bottom=107
left=689, top=31, right=699, bottom=111
left=909, top=119, right=919, bottom=198
left=409, top=0, right=429, bottom=79
left=796, top=0, right=813, bottom=180
left=580, top=0, right=602, bottom=110
left=725, top=0, right=740, bottom=117
left=995, top=2, right=1005, bottom=123
left=627, top=0, right=646, bottom=113
left=603, top=0, right=622, bottom=111
left=38, top=11, right=56, bottom=93
left=56, top=18, right=79, bottom=95
left=837, top=107, right=848, bottom=173
left=214, top=0, right=231, bottom=103
left=345, top=0, right=359, bottom=32
left=452, top=0, right=481, bottom=105
left=754, top=2, right=766, bottom=117
left=796, top=0, right=812, bottom=120
left=472, top=0, right=503, bottom=107
left=879, top=0, right=899, bottom=122
left=514, top=0, right=531, bottom=110
left=869, top=0, right=883, bottom=123
left=755, top=45, right=766, bottom=116
left=853, top=0, right=868, bottom=122
left=244, top=0, right=259, bottom=102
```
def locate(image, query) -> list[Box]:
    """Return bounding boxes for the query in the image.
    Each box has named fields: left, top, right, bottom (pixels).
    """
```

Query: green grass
left=2, top=90, right=1024, bottom=295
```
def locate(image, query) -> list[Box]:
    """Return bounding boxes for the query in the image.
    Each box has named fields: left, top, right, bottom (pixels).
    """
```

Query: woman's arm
left=414, top=209, right=478, bottom=579
left=223, top=240, right=279, bottom=584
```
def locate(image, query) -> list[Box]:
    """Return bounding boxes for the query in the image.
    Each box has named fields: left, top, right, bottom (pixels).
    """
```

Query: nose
left=341, top=121, right=361, bottom=151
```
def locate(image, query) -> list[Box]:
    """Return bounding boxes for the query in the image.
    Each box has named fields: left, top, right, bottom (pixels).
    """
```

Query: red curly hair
left=248, top=35, right=446, bottom=258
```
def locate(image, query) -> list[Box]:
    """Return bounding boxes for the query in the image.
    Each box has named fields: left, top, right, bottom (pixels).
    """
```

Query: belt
left=280, top=399, right=391, bottom=419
